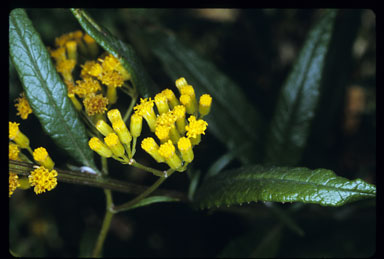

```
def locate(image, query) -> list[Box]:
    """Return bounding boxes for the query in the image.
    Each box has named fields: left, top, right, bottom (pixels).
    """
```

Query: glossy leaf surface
left=194, top=165, right=376, bottom=208
left=9, top=8, right=96, bottom=169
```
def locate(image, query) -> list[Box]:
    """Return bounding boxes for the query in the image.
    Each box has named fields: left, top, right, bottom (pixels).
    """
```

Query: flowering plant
left=9, top=9, right=376, bottom=257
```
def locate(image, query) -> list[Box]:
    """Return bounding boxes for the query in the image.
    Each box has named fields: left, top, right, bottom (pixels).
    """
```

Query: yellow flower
left=161, top=89, right=179, bottom=108
left=199, top=94, right=212, bottom=117
left=130, top=113, right=143, bottom=138
left=28, top=166, right=58, bottom=195
left=158, top=140, right=182, bottom=170
left=111, top=120, right=132, bottom=145
left=9, top=143, right=20, bottom=160
left=80, top=60, right=97, bottom=79
left=154, top=92, right=170, bottom=114
left=133, top=98, right=157, bottom=132
left=104, top=133, right=125, bottom=157
left=74, top=78, right=102, bottom=98
left=65, top=80, right=83, bottom=111
left=100, top=54, right=130, bottom=80
left=55, top=30, right=83, bottom=47
left=177, top=137, right=194, bottom=163
left=180, top=94, right=195, bottom=114
left=49, top=47, right=66, bottom=62
left=175, top=77, right=188, bottom=90
left=155, top=125, right=170, bottom=143
left=107, top=109, right=123, bottom=124
left=96, top=119, right=115, bottom=136
left=185, top=115, right=208, bottom=140
left=173, top=105, right=186, bottom=135
left=9, top=122, right=30, bottom=149
left=98, top=70, right=124, bottom=88
left=88, top=62, right=103, bottom=78
left=14, top=93, right=32, bottom=120
left=56, top=59, right=76, bottom=82
left=89, top=137, right=113, bottom=158
left=83, top=34, right=98, bottom=57
left=65, top=40, right=77, bottom=60
left=33, top=147, right=55, bottom=170
left=83, top=93, right=109, bottom=116
left=141, top=137, right=165, bottom=163
left=9, top=173, right=20, bottom=197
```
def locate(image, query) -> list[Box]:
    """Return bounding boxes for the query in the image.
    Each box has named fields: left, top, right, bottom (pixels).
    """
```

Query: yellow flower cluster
left=88, top=77, right=212, bottom=172
left=9, top=121, right=58, bottom=196
left=89, top=109, right=133, bottom=160
left=28, top=166, right=58, bottom=195
left=49, top=31, right=131, bottom=118
left=14, top=92, right=33, bottom=120
left=136, top=77, right=212, bottom=171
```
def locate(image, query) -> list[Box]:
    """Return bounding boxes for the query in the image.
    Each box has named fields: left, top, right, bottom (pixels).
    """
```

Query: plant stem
left=92, top=190, right=114, bottom=257
left=113, top=169, right=175, bottom=212
left=123, top=93, right=138, bottom=123
left=9, top=159, right=187, bottom=200
left=92, top=157, right=115, bottom=257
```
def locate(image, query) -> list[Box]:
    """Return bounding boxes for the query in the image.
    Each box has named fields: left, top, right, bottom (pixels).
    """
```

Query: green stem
left=92, top=192, right=114, bottom=257
left=113, top=169, right=175, bottom=212
left=123, top=93, right=138, bottom=123
left=130, top=159, right=167, bottom=177
left=92, top=157, right=115, bottom=257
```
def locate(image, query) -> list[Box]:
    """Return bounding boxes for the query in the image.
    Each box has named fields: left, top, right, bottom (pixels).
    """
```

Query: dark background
left=9, top=9, right=376, bottom=257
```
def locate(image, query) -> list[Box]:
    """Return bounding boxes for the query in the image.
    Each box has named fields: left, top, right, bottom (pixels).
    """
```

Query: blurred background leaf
left=263, top=10, right=337, bottom=166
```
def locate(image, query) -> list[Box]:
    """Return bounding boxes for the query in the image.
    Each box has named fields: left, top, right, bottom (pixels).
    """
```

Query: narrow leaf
left=264, top=10, right=337, bottom=166
left=9, top=8, right=96, bottom=169
left=70, top=8, right=158, bottom=97
left=141, top=30, right=264, bottom=164
left=118, top=196, right=179, bottom=212
left=194, top=165, right=376, bottom=209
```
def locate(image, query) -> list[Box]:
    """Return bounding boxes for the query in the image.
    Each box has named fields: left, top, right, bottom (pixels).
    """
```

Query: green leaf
left=140, top=29, right=264, bottom=164
left=9, top=8, right=96, bottom=170
left=194, top=165, right=376, bottom=209
left=264, top=10, right=338, bottom=166
left=70, top=8, right=158, bottom=98
left=118, top=196, right=179, bottom=212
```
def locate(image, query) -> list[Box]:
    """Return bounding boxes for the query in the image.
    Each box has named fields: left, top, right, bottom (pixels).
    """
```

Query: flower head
left=104, top=133, right=125, bottom=157
left=133, top=98, right=157, bottom=132
left=185, top=116, right=208, bottom=139
left=175, top=77, right=188, bottom=90
left=141, top=137, right=164, bottom=163
left=199, top=94, right=212, bottom=117
left=33, top=147, right=55, bottom=170
left=74, top=78, right=102, bottom=98
left=83, top=93, right=109, bottom=116
left=9, top=122, right=30, bottom=149
left=130, top=113, right=143, bottom=138
left=9, top=143, right=20, bottom=160
left=177, top=137, right=194, bottom=163
left=158, top=140, right=182, bottom=170
left=14, top=93, right=32, bottom=120
left=154, top=92, right=170, bottom=114
left=161, top=89, right=179, bottom=108
left=28, top=166, right=58, bottom=195
left=89, top=137, right=113, bottom=158
left=98, top=70, right=124, bottom=88
left=9, top=173, right=20, bottom=197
